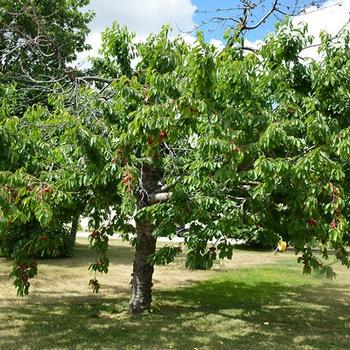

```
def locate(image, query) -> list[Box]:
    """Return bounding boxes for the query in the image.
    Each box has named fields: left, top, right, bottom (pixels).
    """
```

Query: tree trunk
left=129, top=165, right=162, bottom=314
left=129, top=220, right=156, bottom=314
left=70, top=212, right=80, bottom=243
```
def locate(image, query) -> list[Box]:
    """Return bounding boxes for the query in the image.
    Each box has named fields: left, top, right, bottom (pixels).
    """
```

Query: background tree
left=192, top=0, right=328, bottom=42
left=0, top=0, right=94, bottom=269
left=0, top=0, right=93, bottom=92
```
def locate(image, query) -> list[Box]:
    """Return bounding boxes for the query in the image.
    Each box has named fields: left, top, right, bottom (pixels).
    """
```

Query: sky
left=76, top=0, right=350, bottom=64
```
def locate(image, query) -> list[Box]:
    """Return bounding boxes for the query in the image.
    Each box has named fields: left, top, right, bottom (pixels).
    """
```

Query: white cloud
left=293, top=0, right=350, bottom=58
left=76, top=0, right=196, bottom=66
left=88, top=0, right=196, bottom=35
left=209, top=38, right=225, bottom=50
left=75, top=31, right=101, bottom=67
left=179, top=33, right=197, bottom=46
left=244, top=38, right=263, bottom=50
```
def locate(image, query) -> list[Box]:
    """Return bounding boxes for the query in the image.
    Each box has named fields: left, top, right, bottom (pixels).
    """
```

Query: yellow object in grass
left=278, top=240, right=287, bottom=252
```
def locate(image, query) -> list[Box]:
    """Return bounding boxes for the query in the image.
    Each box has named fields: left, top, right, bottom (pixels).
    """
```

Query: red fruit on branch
left=42, top=185, right=53, bottom=193
left=90, top=230, right=99, bottom=239
left=147, top=136, right=153, bottom=146
left=330, top=220, right=337, bottom=229
left=123, top=174, right=134, bottom=185
left=21, top=273, right=29, bottom=283
left=307, top=218, right=317, bottom=226
left=17, top=263, right=26, bottom=271
left=159, top=130, right=168, bottom=139
left=122, top=171, right=134, bottom=193
left=41, top=235, right=49, bottom=241
left=329, top=182, right=338, bottom=199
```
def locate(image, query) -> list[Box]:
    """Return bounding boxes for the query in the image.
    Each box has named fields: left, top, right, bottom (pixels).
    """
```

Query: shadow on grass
left=1, top=268, right=350, bottom=350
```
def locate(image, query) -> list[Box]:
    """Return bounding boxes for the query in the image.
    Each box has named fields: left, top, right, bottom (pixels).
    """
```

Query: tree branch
left=148, top=192, right=172, bottom=205
left=244, top=0, right=279, bottom=31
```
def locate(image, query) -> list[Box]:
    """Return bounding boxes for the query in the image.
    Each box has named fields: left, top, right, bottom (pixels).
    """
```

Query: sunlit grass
left=1, top=238, right=349, bottom=349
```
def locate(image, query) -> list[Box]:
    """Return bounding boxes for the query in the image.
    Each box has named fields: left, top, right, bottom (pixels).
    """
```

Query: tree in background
left=0, top=0, right=92, bottom=86
left=192, top=0, right=329, bottom=40
left=0, top=0, right=93, bottom=264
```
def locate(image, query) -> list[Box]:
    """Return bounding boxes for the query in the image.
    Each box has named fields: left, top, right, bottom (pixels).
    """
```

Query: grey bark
left=70, top=212, right=80, bottom=242
left=129, top=220, right=157, bottom=314
left=129, top=166, right=163, bottom=314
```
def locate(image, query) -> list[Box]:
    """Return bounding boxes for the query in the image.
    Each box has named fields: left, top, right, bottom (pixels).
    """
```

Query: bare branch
left=77, top=76, right=113, bottom=84
left=244, top=0, right=278, bottom=31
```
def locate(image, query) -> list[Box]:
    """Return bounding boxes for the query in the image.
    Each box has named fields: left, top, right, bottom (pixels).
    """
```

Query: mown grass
left=1, top=238, right=349, bottom=350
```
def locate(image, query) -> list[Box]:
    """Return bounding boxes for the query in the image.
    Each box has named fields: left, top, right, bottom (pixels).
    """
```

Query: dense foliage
left=1, top=0, right=350, bottom=312
left=0, top=0, right=92, bottom=271
left=0, top=0, right=92, bottom=83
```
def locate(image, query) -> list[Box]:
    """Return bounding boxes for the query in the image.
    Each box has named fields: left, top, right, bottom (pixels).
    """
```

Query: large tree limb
left=148, top=192, right=172, bottom=205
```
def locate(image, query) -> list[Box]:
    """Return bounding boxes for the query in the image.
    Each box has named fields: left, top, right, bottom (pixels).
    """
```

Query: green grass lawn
left=1, top=239, right=349, bottom=350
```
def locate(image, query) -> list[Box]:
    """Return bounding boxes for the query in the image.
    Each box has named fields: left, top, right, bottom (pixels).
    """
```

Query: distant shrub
left=233, top=226, right=280, bottom=250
